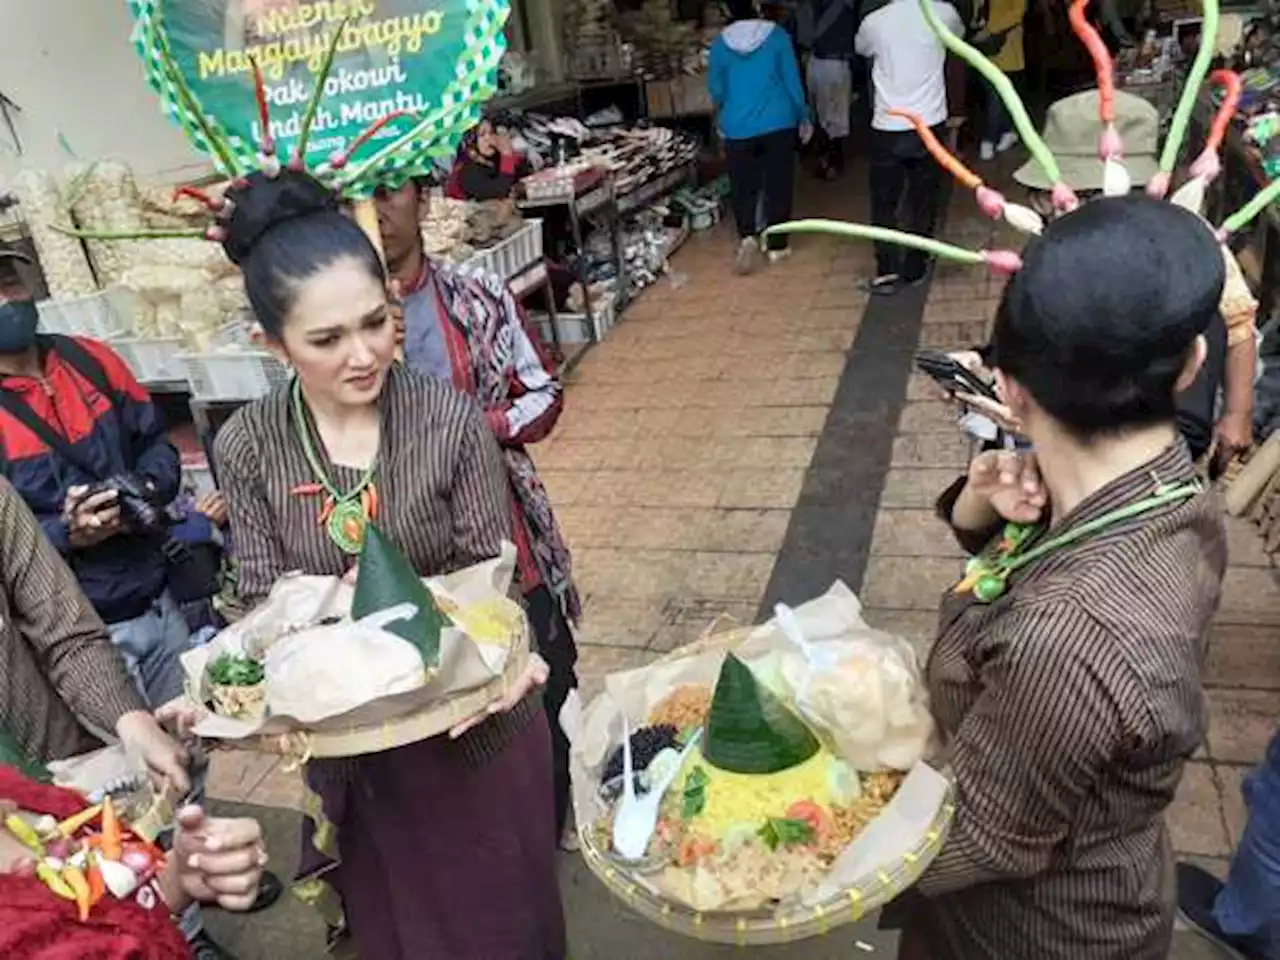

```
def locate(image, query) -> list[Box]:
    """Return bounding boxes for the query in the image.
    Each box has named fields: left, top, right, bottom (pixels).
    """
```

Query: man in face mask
left=0, top=247, right=278, bottom=958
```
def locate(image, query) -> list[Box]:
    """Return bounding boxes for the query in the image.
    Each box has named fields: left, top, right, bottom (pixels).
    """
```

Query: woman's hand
left=164, top=806, right=266, bottom=913
left=953, top=450, right=1047, bottom=531
left=115, top=711, right=191, bottom=795
left=448, top=652, right=549, bottom=739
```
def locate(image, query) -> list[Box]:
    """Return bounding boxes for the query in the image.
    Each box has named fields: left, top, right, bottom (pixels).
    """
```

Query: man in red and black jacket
left=0, top=251, right=187, bottom=702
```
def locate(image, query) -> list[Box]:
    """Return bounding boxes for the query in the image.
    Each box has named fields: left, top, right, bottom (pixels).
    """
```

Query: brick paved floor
left=204, top=168, right=1276, bottom=959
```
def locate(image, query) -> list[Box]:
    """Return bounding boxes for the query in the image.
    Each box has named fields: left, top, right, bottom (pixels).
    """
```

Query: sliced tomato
left=784, top=800, right=832, bottom=844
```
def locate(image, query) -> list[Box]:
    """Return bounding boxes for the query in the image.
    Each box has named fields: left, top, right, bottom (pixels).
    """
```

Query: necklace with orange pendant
left=290, top=378, right=379, bottom=555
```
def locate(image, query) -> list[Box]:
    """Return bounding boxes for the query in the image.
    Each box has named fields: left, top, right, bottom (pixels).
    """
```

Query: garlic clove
left=1170, top=177, right=1208, bottom=217
left=1102, top=158, right=1132, bottom=198
left=1002, top=203, right=1044, bottom=236
left=98, top=858, right=139, bottom=900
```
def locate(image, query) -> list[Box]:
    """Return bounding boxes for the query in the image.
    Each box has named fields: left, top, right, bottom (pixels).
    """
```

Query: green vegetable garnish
left=208, top=653, right=265, bottom=687
left=756, top=817, right=816, bottom=851
left=681, top=766, right=709, bottom=819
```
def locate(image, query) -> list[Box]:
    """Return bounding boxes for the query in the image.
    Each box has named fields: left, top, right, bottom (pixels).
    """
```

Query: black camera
left=85, top=473, right=172, bottom=537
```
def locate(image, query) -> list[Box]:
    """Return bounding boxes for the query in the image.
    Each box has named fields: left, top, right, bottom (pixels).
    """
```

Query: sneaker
left=767, top=248, right=792, bottom=265
left=189, top=931, right=236, bottom=960
left=1176, top=863, right=1269, bottom=960
left=996, top=131, right=1020, bottom=153
left=734, top=237, right=762, bottom=276
left=979, top=140, right=995, bottom=161
left=856, top=273, right=901, bottom=296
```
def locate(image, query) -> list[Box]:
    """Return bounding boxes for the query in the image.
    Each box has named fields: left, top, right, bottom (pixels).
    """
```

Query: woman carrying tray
left=209, top=170, right=565, bottom=959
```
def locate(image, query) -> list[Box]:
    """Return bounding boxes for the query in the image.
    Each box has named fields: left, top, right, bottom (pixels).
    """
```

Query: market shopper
left=885, top=195, right=1227, bottom=960
left=974, top=0, right=1026, bottom=160
left=709, top=0, right=812, bottom=275
left=375, top=177, right=582, bottom=850
left=806, top=0, right=858, bottom=179
left=213, top=169, right=564, bottom=959
left=855, top=0, right=964, bottom=293
left=443, top=117, right=531, bottom=202
left=1012, top=89, right=1258, bottom=465
left=1177, top=729, right=1280, bottom=960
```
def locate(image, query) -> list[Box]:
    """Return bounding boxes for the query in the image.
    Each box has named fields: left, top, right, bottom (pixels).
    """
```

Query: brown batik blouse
left=897, top=442, right=1227, bottom=960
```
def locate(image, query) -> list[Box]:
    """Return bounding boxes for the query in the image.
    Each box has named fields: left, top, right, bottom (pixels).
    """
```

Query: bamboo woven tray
left=213, top=610, right=531, bottom=761
left=576, top=624, right=955, bottom=945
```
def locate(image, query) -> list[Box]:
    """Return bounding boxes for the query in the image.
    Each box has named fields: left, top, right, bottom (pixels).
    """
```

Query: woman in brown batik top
left=210, top=170, right=565, bottom=960
left=888, top=195, right=1227, bottom=960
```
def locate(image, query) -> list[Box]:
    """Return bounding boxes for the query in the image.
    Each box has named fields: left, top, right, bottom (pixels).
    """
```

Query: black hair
left=221, top=170, right=386, bottom=339
left=989, top=193, right=1224, bottom=440
left=724, top=0, right=758, bottom=21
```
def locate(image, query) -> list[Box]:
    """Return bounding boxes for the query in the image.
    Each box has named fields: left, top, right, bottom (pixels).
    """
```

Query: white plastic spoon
left=612, top=722, right=704, bottom=861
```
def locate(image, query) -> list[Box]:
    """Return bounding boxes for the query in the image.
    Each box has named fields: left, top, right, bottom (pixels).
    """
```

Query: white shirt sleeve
left=854, top=16, right=876, bottom=57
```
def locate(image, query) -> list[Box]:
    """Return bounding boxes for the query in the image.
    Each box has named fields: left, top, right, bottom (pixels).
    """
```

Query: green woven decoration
left=126, top=0, right=510, bottom=197
left=702, top=654, right=820, bottom=775
left=351, top=522, right=445, bottom=667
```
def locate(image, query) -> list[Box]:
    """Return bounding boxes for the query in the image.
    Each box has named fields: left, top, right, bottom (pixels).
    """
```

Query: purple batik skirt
left=299, top=715, right=566, bottom=960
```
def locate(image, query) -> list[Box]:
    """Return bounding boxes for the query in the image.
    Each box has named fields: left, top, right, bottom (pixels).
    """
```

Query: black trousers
left=525, top=584, right=579, bottom=837
left=869, top=124, right=946, bottom=281
left=724, top=128, right=797, bottom=250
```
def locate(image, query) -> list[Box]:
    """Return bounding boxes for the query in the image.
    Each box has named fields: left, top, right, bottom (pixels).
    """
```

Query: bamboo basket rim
left=578, top=619, right=954, bottom=944
left=211, top=609, right=531, bottom=760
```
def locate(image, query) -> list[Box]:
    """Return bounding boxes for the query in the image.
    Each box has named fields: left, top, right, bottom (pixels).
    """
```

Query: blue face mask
left=0, top=299, right=39, bottom=354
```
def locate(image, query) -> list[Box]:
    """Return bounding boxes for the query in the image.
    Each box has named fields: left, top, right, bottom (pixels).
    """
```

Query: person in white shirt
left=854, top=0, right=964, bottom=294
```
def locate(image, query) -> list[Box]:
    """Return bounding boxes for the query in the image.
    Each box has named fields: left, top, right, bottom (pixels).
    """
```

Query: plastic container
left=36, top=287, right=139, bottom=339
left=112, top=336, right=185, bottom=385
left=531, top=311, right=594, bottom=347
left=462, top=220, right=543, bottom=282
left=178, top=349, right=290, bottom=401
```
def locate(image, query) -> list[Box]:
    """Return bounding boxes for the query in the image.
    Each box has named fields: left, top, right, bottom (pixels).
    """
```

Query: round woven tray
left=576, top=622, right=955, bottom=945
left=221, top=606, right=532, bottom=760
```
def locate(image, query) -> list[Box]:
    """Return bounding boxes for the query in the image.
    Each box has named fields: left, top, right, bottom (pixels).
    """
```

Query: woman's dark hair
left=724, top=0, right=759, bottom=21
left=221, top=170, right=386, bottom=338
left=989, top=193, right=1225, bottom=440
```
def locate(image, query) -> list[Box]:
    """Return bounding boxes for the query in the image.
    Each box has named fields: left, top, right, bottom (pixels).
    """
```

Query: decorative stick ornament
left=1151, top=0, right=1222, bottom=198
left=765, top=220, right=1024, bottom=275
left=1171, top=70, right=1243, bottom=214
left=887, top=109, right=1044, bottom=235
left=1067, top=0, right=1129, bottom=196
left=917, top=0, right=1078, bottom=213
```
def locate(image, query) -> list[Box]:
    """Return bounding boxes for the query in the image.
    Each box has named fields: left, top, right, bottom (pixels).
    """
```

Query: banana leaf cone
left=0, top=728, right=51, bottom=783
left=352, top=522, right=446, bottom=668
left=702, top=653, right=820, bottom=775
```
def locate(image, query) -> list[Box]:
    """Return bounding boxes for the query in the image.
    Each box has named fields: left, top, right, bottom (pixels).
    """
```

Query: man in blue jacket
left=709, top=0, right=813, bottom=275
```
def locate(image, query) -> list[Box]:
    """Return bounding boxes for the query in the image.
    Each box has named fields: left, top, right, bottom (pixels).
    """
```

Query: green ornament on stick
left=351, top=523, right=447, bottom=668
left=702, top=654, right=820, bottom=775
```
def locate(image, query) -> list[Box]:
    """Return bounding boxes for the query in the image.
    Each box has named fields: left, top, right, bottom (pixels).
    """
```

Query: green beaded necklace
left=290, top=377, right=378, bottom=555
left=956, top=479, right=1202, bottom=603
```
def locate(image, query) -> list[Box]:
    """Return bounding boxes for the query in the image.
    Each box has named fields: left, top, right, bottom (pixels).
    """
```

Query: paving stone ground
left=203, top=163, right=1276, bottom=959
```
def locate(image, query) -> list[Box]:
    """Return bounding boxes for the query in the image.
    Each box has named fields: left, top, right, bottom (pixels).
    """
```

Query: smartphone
left=913, top=349, right=1000, bottom=402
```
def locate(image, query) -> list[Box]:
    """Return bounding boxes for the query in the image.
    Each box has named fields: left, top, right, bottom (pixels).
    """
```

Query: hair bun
left=221, top=170, right=340, bottom=265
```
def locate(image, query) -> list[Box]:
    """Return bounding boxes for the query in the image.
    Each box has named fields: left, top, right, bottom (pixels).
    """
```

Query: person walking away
left=974, top=0, right=1026, bottom=160
left=1012, top=89, right=1257, bottom=467
left=1178, top=729, right=1280, bottom=960
left=709, top=0, right=813, bottom=275
left=855, top=0, right=964, bottom=294
left=808, top=0, right=858, bottom=179
left=376, top=179, right=582, bottom=851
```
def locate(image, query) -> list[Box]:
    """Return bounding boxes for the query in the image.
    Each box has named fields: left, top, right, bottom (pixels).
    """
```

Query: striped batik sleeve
left=449, top=398, right=515, bottom=570
left=916, top=600, right=1128, bottom=896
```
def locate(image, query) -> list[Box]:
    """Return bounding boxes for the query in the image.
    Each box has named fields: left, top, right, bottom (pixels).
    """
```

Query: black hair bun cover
left=221, top=169, right=340, bottom=265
